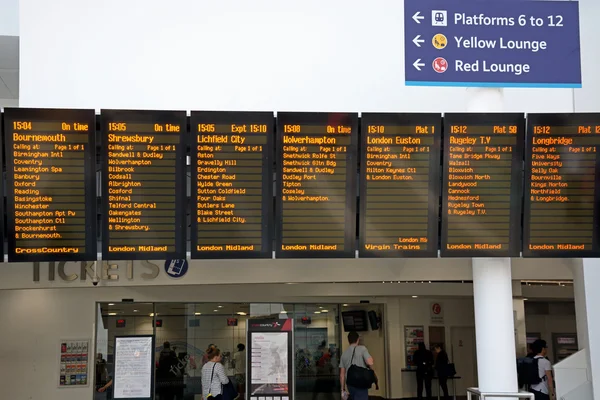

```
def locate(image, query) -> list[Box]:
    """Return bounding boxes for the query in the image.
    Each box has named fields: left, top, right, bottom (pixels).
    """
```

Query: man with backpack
left=520, top=339, right=554, bottom=400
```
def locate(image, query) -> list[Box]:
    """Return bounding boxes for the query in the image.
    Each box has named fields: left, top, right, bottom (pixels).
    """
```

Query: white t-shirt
left=530, top=356, right=552, bottom=394
left=234, top=351, right=246, bottom=375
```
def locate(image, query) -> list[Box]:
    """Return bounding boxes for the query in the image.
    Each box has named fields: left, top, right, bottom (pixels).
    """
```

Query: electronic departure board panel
left=523, top=114, right=600, bottom=257
left=359, top=113, right=441, bottom=257
left=101, top=110, right=186, bottom=260
left=3, top=108, right=96, bottom=261
left=190, top=111, right=273, bottom=259
left=441, top=113, right=524, bottom=257
left=276, top=112, right=358, bottom=258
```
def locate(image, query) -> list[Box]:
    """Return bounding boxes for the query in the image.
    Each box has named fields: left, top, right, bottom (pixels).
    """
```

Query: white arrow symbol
left=413, top=35, right=425, bottom=47
left=412, top=11, right=424, bottom=24
left=413, top=59, right=425, bottom=71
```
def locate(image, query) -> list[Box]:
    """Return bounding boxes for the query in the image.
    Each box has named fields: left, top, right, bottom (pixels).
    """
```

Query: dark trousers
left=438, top=377, right=450, bottom=400
left=530, top=389, right=550, bottom=400
left=159, top=390, right=176, bottom=400
left=347, top=385, right=369, bottom=400
left=416, top=372, right=432, bottom=399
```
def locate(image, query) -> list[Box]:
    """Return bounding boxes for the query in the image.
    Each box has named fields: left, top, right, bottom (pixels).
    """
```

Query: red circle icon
left=432, top=303, right=442, bottom=315
left=432, top=57, right=448, bottom=73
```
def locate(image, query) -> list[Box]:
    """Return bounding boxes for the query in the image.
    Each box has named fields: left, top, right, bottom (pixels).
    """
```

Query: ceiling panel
left=0, top=69, right=18, bottom=98
left=0, top=36, right=18, bottom=69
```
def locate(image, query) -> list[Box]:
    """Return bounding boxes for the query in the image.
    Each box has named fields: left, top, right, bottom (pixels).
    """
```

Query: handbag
left=207, top=363, right=239, bottom=400
left=222, top=380, right=239, bottom=400
left=346, top=347, right=375, bottom=389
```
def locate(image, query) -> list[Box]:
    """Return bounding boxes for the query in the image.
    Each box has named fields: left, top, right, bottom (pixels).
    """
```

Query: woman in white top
left=202, top=346, right=229, bottom=399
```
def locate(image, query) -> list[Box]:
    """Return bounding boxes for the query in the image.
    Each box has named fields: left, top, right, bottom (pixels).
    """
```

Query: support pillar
left=472, top=258, right=519, bottom=398
left=468, top=88, right=518, bottom=398
left=573, top=259, right=600, bottom=398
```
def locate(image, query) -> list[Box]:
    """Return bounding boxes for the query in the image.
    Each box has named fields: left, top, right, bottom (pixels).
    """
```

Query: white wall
left=0, top=0, right=18, bottom=36
left=19, top=0, right=593, bottom=113
left=0, top=259, right=577, bottom=290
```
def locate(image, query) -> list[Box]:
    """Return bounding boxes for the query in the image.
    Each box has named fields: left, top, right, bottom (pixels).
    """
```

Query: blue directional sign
left=404, top=0, right=581, bottom=88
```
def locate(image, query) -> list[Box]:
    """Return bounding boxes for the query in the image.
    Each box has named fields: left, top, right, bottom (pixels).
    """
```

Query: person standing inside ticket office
left=413, top=343, right=434, bottom=400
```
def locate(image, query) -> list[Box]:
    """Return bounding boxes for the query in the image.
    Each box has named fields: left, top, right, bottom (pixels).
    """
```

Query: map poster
left=113, top=335, right=155, bottom=400
left=247, top=319, right=294, bottom=400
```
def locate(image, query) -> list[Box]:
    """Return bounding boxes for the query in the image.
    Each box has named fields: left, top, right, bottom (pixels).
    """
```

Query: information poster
left=247, top=319, right=294, bottom=400
left=441, top=113, right=524, bottom=257
left=276, top=112, right=358, bottom=258
left=113, top=335, right=154, bottom=400
left=404, top=326, right=424, bottom=369
left=3, top=108, right=96, bottom=261
left=101, top=110, right=186, bottom=260
left=359, top=113, right=441, bottom=257
left=523, top=114, right=600, bottom=257
left=190, top=111, right=273, bottom=258
left=58, top=339, right=89, bottom=387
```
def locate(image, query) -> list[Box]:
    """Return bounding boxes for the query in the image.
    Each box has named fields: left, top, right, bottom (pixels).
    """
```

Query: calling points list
left=524, top=114, right=600, bottom=257
left=441, top=113, right=524, bottom=257
left=276, top=112, right=358, bottom=258
left=4, top=108, right=97, bottom=261
left=101, top=110, right=186, bottom=260
left=359, top=113, right=441, bottom=257
left=191, top=111, right=273, bottom=258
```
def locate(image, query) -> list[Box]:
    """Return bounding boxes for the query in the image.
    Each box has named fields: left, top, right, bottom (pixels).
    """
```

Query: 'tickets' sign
left=247, top=319, right=294, bottom=400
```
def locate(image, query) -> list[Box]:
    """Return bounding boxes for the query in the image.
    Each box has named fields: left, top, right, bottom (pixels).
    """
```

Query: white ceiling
left=0, top=36, right=18, bottom=100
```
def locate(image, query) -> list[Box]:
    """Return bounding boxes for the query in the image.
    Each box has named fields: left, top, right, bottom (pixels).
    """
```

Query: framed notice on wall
left=58, top=339, right=90, bottom=387
left=113, top=335, right=155, bottom=400
left=404, top=326, right=424, bottom=369
left=247, top=319, right=294, bottom=400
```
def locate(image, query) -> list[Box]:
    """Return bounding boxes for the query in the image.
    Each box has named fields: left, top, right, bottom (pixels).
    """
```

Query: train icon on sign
left=432, top=10, right=447, bottom=27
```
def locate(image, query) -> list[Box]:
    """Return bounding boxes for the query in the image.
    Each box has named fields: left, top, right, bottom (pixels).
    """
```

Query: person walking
left=202, top=347, right=230, bottom=400
left=413, top=343, right=434, bottom=400
left=339, top=331, right=375, bottom=400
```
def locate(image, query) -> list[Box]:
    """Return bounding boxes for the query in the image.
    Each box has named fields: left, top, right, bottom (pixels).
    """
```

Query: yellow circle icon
left=432, top=34, right=447, bottom=50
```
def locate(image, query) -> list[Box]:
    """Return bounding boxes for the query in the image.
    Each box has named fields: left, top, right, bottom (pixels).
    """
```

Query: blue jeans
left=347, top=385, right=369, bottom=400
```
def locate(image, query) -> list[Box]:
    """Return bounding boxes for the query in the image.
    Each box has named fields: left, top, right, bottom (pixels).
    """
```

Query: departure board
left=441, top=113, right=524, bottom=257
left=3, top=108, right=96, bottom=261
left=523, top=114, right=600, bottom=257
left=359, top=113, right=441, bottom=257
left=190, top=111, right=273, bottom=259
left=101, top=110, right=186, bottom=260
left=276, top=112, right=358, bottom=258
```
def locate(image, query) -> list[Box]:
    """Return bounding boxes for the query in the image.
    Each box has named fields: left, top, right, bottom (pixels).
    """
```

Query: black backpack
left=517, top=356, right=541, bottom=386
